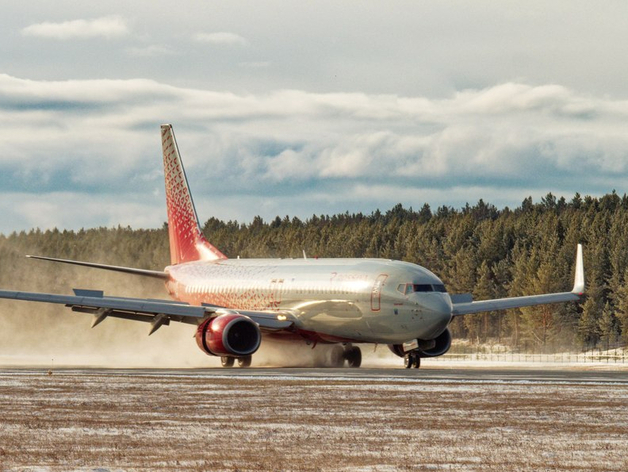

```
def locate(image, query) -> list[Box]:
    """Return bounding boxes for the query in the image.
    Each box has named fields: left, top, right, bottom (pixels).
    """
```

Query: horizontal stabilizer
left=27, top=255, right=169, bottom=280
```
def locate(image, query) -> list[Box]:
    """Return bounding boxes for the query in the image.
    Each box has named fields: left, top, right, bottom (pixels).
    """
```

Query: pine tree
left=614, top=268, right=628, bottom=345
left=598, top=301, right=617, bottom=350
left=578, top=296, right=601, bottom=349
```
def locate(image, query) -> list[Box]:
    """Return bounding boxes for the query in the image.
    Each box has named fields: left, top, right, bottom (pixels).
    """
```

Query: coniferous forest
left=1, top=191, right=628, bottom=352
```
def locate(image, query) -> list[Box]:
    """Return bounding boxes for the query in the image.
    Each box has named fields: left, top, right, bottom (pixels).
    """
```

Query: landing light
left=277, top=314, right=287, bottom=321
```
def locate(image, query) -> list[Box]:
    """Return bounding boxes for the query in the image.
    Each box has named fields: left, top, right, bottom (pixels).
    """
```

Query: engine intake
left=196, top=314, right=261, bottom=357
left=388, top=328, right=452, bottom=358
left=418, top=328, right=452, bottom=357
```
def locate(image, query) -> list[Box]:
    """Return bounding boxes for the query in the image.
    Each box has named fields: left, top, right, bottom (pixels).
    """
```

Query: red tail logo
left=161, top=124, right=227, bottom=265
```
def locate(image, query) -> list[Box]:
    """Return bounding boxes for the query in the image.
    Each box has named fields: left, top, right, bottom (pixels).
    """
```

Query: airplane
left=0, top=124, right=585, bottom=368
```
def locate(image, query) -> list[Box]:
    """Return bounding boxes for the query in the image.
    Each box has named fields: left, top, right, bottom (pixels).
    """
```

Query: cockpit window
left=413, top=284, right=433, bottom=292
left=403, top=283, right=448, bottom=294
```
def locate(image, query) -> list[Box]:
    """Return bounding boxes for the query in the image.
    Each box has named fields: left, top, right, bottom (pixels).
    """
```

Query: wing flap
left=0, top=289, right=206, bottom=318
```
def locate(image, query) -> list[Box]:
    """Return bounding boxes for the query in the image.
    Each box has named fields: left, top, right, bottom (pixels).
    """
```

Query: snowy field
left=0, top=369, right=627, bottom=471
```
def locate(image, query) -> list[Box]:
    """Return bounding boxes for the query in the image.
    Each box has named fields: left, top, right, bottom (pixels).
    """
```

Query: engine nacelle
left=418, top=328, right=452, bottom=357
left=388, top=344, right=405, bottom=358
left=195, top=314, right=261, bottom=357
left=388, top=328, right=452, bottom=358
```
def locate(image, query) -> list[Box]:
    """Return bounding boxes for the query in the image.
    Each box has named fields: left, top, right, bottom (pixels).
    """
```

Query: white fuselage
left=165, top=258, right=453, bottom=344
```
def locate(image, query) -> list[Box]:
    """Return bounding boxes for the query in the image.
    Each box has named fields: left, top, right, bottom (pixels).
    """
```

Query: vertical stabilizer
left=161, top=124, right=227, bottom=264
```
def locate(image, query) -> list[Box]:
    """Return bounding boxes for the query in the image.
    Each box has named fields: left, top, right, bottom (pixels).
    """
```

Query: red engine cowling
left=195, top=314, right=262, bottom=357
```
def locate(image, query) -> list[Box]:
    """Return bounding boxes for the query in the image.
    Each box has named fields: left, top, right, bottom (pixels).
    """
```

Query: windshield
left=397, top=283, right=447, bottom=294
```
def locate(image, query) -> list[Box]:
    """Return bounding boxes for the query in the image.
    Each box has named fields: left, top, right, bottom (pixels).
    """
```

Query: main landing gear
left=219, top=346, right=363, bottom=368
left=328, top=345, right=362, bottom=368
left=344, top=345, right=362, bottom=368
left=220, top=355, right=252, bottom=368
left=404, top=352, right=421, bottom=369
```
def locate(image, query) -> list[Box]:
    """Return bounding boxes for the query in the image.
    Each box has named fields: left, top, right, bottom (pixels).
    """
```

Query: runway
left=197, top=366, right=628, bottom=384
left=1, top=366, right=627, bottom=471
left=4, top=365, right=626, bottom=384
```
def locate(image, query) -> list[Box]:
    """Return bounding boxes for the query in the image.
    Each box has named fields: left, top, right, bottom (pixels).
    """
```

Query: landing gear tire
left=329, top=346, right=345, bottom=367
left=344, top=346, right=362, bottom=368
left=221, top=356, right=235, bottom=368
left=404, top=352, right=420, bottom=369
left=237, top=356, right=252, bottom=368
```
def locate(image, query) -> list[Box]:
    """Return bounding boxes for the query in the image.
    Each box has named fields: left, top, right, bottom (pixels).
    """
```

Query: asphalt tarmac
left=3, top=366, right=626, bottom=384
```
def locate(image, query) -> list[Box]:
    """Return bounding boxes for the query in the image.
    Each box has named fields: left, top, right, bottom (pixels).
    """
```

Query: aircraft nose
left=425, top=293, right=453, bottom=316
left=409, top=292, right=453, bottom=324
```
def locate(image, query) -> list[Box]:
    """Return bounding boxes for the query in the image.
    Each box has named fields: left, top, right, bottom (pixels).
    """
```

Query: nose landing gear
left=404, top=352, right=421, bottom=369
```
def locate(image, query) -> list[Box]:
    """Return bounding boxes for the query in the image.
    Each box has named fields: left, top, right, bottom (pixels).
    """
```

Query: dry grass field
left=0, top=370, right=626, bottom=471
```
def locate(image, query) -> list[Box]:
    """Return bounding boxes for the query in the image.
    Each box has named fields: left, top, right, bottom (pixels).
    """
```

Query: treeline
left=1, top=191, right=628, bottom=351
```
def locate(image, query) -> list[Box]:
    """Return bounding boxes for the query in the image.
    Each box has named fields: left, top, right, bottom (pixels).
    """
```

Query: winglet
left=571, top=243, right=585, bottom=295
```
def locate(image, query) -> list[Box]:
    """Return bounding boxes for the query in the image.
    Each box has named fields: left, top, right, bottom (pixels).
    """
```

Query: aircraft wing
left=451, top=291, right=581, bottom=316
left=452, top=244, right=585, bottom=316
left=0, top=288, right=295, bottom=334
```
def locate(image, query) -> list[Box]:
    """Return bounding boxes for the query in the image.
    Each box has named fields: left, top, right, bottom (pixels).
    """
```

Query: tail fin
left=161, top=124, right=227, bottom=264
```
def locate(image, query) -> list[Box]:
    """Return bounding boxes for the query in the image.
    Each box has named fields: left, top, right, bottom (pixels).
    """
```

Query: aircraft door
left=269, top=278, right=284, bottom=308
left=371, top=274, right=388, bottom=312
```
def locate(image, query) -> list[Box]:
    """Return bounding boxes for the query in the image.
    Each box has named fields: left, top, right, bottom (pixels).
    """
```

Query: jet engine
left=388, top=328, right=452, bottom=358
left=417, top=328, right=451, bottom=357
left=195, top=314, right=261, bottom=357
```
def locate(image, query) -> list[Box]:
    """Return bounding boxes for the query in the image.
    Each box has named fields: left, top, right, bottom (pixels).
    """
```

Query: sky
left=1, top=1, right=628, bottom=234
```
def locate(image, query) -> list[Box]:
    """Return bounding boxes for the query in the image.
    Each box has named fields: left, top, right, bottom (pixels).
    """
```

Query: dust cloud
left=253, top=340, right=399, bottom=368
left=0, top=258, right=214, bottom=368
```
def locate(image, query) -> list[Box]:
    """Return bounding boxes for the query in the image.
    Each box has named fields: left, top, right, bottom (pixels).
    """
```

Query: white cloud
left=127, top=45, right=175, bottom=57
left=0, top=192, right=163, bottom=233
left=5, top=2, right=628, bottom=100
left=0, top=74, right=627, bottom=233
left=195, top=32, right=247, bottom=46
left=240, top=61, right=271, bottom=69
left=22, top=16, right=129, bottom=40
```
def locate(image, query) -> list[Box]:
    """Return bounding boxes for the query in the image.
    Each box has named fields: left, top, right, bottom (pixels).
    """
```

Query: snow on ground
left=0, top=371, right=626, bottom=471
